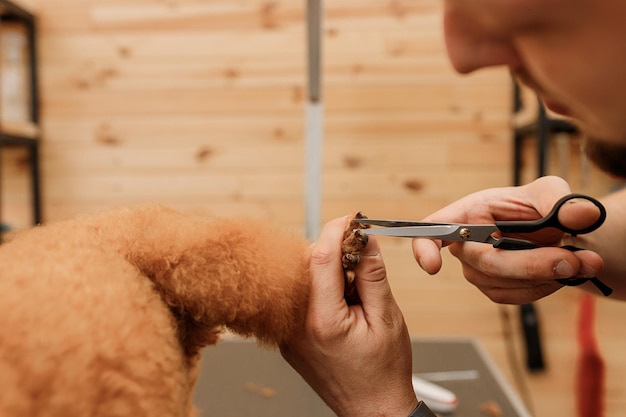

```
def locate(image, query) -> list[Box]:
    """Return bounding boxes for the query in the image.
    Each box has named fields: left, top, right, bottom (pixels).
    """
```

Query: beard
left=583, top=136, right=626, bottom=179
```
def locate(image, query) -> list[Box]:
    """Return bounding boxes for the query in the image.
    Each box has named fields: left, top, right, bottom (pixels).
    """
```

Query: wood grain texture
left=3, top=0, right=625, bottom=415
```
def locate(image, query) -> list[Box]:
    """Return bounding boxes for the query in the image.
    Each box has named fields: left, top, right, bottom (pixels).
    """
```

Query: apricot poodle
left=0, top=205, right=368, bottom=416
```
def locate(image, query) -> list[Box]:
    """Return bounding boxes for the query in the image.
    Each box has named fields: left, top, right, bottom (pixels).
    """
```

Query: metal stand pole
left=305, top=0, right=323, bottom=240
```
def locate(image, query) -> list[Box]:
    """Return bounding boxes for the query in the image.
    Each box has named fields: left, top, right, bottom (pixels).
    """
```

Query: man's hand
left=280, top=216, right=417, bottom=417
left=413, top=176, right=604, bottom=304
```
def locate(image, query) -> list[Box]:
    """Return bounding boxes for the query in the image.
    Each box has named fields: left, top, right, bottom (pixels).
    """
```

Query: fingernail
left=578, top=263, right=596, bottom=278
left=554, top=260, right=574, bottom=278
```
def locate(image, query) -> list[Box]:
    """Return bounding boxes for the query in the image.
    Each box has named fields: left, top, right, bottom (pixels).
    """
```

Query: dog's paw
left=341, top=212, right=369, bottom=305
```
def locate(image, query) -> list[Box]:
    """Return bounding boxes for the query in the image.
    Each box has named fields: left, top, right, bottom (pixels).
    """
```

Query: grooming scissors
left=355, top=193, right=612, bottom=296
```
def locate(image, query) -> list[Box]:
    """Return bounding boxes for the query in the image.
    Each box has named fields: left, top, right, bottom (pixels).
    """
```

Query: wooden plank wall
left=28, top=0, right=513, bottom=225
left=3, top=0, right=625, bottom=416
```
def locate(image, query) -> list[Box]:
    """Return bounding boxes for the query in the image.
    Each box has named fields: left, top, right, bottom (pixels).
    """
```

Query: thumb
left=352, top=237, right=398, bottom=317
left=309, top=217, right=352, bottom=315
left=556, top=196, right=605, bottom=232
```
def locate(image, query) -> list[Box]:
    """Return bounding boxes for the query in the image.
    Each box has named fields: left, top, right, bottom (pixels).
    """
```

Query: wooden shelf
left=0, top=120, right=39, bottom=139
left=0, top=0, right=40, bottom=239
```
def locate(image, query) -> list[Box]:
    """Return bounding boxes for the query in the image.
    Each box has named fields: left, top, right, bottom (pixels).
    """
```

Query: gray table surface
left=193, top=337, right=531, bottom=417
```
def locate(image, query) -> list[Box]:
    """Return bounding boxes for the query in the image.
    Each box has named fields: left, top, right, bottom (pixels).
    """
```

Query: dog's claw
left=342, top=253, right=361, bottom=267
left=353, top=229, right=368, bottom=245
left=341, top=212, right=370, bottom=305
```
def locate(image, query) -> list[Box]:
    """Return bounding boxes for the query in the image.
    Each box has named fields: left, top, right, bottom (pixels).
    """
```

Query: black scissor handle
left=557, top=277, right=613, bottom=296
left=496, top=193, right=606, bottom=236
left=491, top=194, right=611, bottom=296
left=556, top=246, right=613, bottom=296
left=492, top=242, right=613, bottom=296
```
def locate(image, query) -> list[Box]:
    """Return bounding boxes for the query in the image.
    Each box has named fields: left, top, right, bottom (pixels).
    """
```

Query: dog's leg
left=78, top=207, right=370, bottom=355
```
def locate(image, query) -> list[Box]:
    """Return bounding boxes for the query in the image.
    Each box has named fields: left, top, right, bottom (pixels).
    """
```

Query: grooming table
left=193, top=337, right=531, bottom=417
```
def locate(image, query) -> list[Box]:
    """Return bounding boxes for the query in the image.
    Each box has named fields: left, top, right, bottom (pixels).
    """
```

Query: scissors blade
left=360, top=224, right=499, bottom=243
left=360, top=225, right=462, bottom=239
left=354, top=218, right=450, bottom=227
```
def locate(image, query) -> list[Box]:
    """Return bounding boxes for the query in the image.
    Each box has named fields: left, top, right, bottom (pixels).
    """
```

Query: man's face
left=442, top=0, right=626, bottom=176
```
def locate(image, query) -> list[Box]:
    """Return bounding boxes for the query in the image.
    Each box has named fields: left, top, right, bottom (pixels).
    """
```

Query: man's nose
left=443, top=8, right=522, bottom=74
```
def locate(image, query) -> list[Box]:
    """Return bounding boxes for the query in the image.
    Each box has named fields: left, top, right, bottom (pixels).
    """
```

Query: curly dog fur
left=0, top=205, right=368, bottom=416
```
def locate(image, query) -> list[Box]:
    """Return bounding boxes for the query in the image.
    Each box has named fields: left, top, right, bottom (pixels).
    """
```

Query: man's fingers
left=449, top=242, right=603, bottom=281
left=412, top=238, right=444, bottom=275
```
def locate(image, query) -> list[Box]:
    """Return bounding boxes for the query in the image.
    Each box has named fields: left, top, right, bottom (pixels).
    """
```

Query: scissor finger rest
left=556, top=245, right=613, bottom=296
left=492, top=241, right=613, bottom=296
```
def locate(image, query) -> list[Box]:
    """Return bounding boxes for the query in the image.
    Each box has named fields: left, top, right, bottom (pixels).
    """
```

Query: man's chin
left=583, top=136, right=626, bottom=179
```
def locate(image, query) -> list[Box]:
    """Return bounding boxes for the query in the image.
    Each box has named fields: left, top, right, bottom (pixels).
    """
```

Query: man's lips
left=542, top=98, right=571, bottom=117
left=513, top=67, right=574, bottom=117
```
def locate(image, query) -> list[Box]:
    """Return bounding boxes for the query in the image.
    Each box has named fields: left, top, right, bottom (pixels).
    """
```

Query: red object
left=577, top=293, right=605, bottom=417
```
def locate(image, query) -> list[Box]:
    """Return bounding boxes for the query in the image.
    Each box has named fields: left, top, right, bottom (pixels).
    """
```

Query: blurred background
left=1, top=1, right=625, bottom=416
